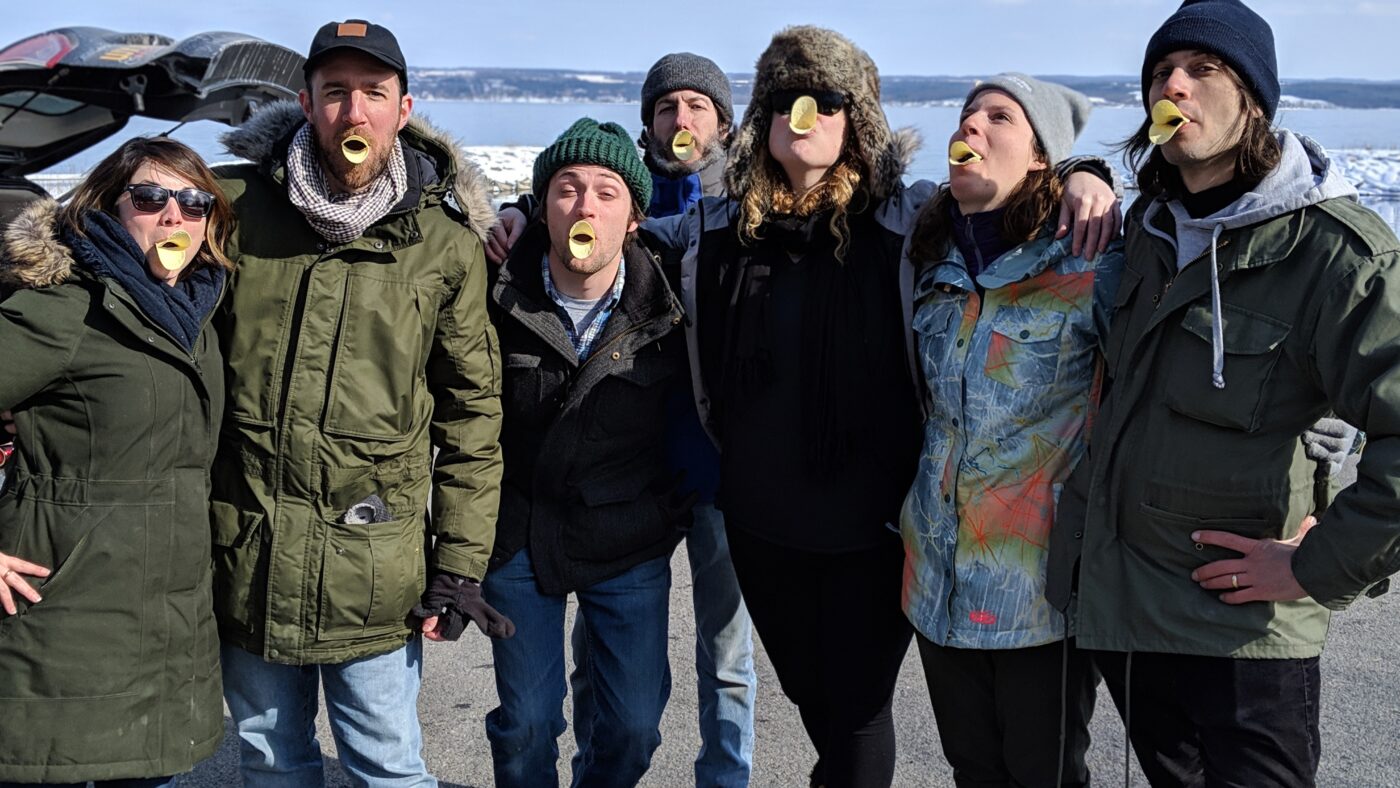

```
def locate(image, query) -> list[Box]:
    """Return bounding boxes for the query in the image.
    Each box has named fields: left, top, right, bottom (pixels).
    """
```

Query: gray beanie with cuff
left=965, top=73, right=1092, bottom=165
left=640, top=52, right=734, bottom=131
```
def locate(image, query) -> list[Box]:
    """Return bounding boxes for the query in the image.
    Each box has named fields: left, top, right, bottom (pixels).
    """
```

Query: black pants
left=1093, top=650, right=1322, bottom=788
left=917, top=637, right=1097, bottom=787
left=726, top=525, right=913, bottom=788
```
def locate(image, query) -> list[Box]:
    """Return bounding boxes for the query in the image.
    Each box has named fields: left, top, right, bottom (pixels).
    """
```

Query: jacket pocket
left=984, top=306, right=1067, bottom=388
left=583, top=345, right=677, bottom=441
left=210, top=501, right=265, bottom=635
left=222, top=258, right=297, bottom=427
left=323, top=276, right=431, bottom=441
left=503, top=352, right=544, bottom=409
left=1164, top=303, right=1291, bottom=432
left=913, top=302, right=957, bottom=376
left=561, top=472, right=683, bottom=563
left=316, top=514, right=427, bottom=641
left=0, top=504, right=143, bottom=700
left=1133, top=501, right=1279, bottom=573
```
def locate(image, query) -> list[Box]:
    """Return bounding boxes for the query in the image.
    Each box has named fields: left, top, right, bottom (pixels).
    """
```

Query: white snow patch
left=462, top=145, right=543, bottom=186
left=1279, top=95, right=1336, bottom=109
left=573, top=74, right=623, bottom=84
left=1331, top=148, right=1400, bottom=197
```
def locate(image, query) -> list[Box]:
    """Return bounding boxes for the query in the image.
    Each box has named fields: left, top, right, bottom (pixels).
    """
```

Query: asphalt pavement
left=188, top=532, right=1400, bottom=786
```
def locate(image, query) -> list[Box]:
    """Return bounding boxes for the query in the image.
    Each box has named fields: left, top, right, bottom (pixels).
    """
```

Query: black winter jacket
left=487, top=222, right=690, bottom=593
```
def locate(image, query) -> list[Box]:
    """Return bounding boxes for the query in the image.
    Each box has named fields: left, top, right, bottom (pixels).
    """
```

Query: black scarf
left=63, top=211, right=225, bottom=352
left=723, top=211, right=867, bottom=480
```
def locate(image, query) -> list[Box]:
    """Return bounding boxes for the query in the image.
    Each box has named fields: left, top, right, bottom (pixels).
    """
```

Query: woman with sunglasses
left=0, top=136, right=233, bottom=787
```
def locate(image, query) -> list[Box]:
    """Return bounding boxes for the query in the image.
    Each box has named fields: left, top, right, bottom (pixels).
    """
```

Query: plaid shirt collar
left=541, top=252, right=627, bottom=361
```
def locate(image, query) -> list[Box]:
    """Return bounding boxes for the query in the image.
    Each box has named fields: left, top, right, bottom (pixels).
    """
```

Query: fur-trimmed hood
left=0, top=198, right=74, bottom=291
left=219, top=101, right=497, bottom=243
left=726, top=25, right=910, bottom=203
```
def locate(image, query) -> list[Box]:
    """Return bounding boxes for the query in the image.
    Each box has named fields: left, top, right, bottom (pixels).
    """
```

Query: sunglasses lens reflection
left=129, top=185, right=213, bottom=218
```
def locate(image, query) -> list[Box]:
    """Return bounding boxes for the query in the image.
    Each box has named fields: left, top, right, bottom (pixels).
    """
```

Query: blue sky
left=8, top=1, right=1400, bottom=79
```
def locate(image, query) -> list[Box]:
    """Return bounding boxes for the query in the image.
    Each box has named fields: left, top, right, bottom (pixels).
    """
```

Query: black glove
left=410, top=571, right=516, bottom=640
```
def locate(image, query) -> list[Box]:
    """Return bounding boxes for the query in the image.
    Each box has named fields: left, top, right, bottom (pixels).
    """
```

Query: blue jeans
left=220, top=639, right=435, bottom=787
left=0, top=781, right=173, bottom=788
left=573, top=504, right=755, bottom=786
left=484, top=549, right=671, bottom=788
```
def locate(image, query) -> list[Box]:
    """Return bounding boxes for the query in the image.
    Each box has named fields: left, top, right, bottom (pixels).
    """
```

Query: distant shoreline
left=405, top=68, right=1400, bottom=110
left=410, top=96, right=1400, bottom=112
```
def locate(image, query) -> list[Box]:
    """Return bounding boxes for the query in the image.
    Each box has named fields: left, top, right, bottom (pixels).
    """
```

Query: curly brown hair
left=736, top=122, right=871, bottom=263
left=61, top=136, right=235, bottom=275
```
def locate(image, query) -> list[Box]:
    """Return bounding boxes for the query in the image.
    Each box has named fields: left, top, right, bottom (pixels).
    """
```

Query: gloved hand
left=411, top=571, right=515, bottom=640
left=1302, top=417, right=1359, bottom=478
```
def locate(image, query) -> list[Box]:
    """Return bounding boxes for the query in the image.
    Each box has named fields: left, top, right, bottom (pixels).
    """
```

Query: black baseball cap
left=304, top=19, right=408, bottom=92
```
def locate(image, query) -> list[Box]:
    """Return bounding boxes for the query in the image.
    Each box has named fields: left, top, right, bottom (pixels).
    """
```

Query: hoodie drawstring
left=1208, top=223, right=1226, bottom=390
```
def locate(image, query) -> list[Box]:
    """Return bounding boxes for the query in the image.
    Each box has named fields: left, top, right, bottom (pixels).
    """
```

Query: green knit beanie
left=533, top=118, right=652, bottom=210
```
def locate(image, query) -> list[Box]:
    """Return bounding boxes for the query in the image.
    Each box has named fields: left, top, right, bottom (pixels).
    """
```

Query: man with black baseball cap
left=304, top=18, right=409, bottom=93
left=210, top=19, right=506, bottom=786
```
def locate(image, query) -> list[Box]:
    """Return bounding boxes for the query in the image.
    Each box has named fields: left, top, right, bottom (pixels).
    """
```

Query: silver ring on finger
left=1231, top=573, right=1239, bottom=589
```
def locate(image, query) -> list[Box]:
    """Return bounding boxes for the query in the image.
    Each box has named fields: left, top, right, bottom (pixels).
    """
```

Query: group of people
left=1, top=1, right=1398, bottom=787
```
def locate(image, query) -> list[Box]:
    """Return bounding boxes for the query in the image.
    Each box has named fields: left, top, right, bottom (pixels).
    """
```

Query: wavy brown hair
left=737, top=124, right=870, bottom=263
left=61, top=136, right=235, bottom=275
left=907, top=136, right=1063, bottom=265
left=1117, top=60, right=1281, bottom=200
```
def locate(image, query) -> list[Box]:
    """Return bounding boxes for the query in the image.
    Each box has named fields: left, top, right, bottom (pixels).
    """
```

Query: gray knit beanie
left=640, top=52, right=734, bottom=131
left=533, top=118, right=652, bottom=210
left=964, top=74, right=1092, bottom=165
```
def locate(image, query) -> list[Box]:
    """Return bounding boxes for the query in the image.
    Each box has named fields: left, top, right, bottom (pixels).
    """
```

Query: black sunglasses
left=771, top=89, right=846, bottom=116
left=123, top=184, right=215, bottom=219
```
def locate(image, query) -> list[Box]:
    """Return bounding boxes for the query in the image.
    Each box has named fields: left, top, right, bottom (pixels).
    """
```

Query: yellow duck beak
left=568, top=220, right=596, bottom=259
left=788, top=95, right=818, bottom=135
left=949, top=141, right=983, bottom=166
left=672, top=129, right=695, bottom=161
left=155, top=230, right=192, bottom=271
left=341, top=135, right=371, bottom=164
left=1148, top=100, right=1191, bottom=145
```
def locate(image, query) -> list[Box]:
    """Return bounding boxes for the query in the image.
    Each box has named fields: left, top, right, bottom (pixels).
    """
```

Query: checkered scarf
left=286, top=123, right=408, bottom=245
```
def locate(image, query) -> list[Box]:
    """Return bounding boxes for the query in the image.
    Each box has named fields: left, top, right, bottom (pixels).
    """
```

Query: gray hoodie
left=1140, top=131, right=1358, bottom=388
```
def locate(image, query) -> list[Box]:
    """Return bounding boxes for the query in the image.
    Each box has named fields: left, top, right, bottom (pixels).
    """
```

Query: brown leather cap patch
left=337, top=22, right=368, bottom=37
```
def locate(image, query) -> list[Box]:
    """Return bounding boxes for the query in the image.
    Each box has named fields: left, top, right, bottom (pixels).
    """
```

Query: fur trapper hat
left=725, top=26, right=903, bottom=202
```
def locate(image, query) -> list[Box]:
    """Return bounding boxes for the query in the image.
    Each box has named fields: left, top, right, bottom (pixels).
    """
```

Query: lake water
left=44, top=100, right=1400, bottom=229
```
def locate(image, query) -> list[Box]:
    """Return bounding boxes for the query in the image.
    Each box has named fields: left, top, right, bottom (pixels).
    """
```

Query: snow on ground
left=461, top=145, right=542, bottom=190
left=1331, top=148, right=1400, bottom=197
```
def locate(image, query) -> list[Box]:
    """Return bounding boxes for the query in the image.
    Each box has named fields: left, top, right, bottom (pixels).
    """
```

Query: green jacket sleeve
left=0, top=286, right=84, bottom=411
left=1295, top=248, right=1400, bottom=609
left=424, top=232, right=504, bottom=581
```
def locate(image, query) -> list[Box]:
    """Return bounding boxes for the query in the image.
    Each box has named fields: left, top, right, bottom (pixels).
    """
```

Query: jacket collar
left=0, top=198, right=73, bottom=290
left=495, top=222, right=681, bottom=364
left=914, top=223, right=1070, bottom=298
left=220, top=101, right=497, bottom=245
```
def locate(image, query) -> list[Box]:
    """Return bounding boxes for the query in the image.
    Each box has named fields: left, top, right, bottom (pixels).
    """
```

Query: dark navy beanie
left=1142, top=0, right=1279, bottom=120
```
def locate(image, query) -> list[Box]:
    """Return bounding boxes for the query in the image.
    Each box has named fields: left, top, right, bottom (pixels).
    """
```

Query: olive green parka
left=210, top=102, right=503, bottom=664
left=1049, top=133, right=1400, bottom=658
left=0, top=200, right=225, bottom=781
